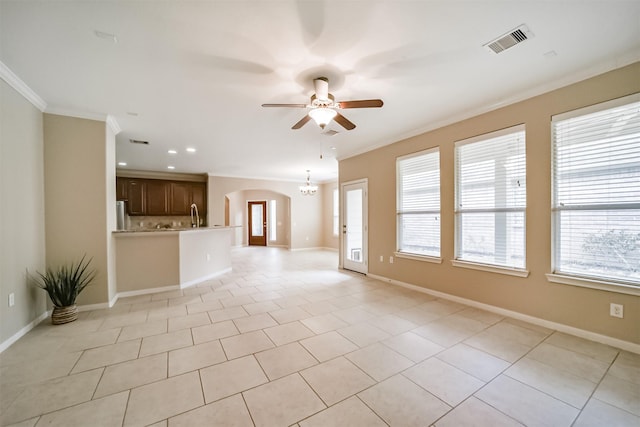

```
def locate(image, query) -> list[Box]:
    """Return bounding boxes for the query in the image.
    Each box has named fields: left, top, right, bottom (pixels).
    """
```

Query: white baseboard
left=289, top=246, right=327, bottom=252
left=367, top=273, right=640, bottom=355
left=179, top=268, right=232, bottom=289
left=114, top=267, right=233, bottom=301
left=77, top=302, right=111, bottom=312
left=0, top=310, right=50, bottom=354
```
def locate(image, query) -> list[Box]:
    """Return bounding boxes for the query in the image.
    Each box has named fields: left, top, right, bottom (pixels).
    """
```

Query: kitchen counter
left=114, top=226, right=239, bottom=296
left=113, top=225, right=239, bottom=234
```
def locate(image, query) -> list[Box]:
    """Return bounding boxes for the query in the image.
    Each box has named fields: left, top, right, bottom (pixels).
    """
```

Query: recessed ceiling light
left=186, top=147, right=196, bottom=153
left=168, top=149, right=177, bottom=154
left=118, top=162, right=127, bottom=166
left=167, top=166, right=175, bottom=170
left=94, top=30, right=118, bottom=43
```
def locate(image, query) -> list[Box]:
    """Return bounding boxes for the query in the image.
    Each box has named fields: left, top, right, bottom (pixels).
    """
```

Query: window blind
left=552, top=94, right=640, bottom=285
left=397, top=148, right=440, bottom=257
left=455, top=125, right=526, bottom=268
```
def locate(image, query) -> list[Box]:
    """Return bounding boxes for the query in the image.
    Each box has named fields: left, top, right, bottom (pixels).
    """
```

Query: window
left=397, top=148, right=440, bottom=258
left=333, top=189, right=339, bottom=236
left=269, top=200, right=276, bottom=241
left=551, top=94, right=640, bottom=287
left=455, top=125, right=526, bottom=270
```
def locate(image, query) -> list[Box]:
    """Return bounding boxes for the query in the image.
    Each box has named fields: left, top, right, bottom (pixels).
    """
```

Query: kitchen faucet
left=190, top=203, right=200, bottom=228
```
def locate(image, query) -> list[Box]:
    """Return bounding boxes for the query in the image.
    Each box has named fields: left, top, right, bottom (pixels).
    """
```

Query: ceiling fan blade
left=334, top=112, right=356, bottom=130
left=292, top=115, right=312, bottom=129
left=337, top=99, right=384, bottom=109
left=262, top=103, right=308, bottom=108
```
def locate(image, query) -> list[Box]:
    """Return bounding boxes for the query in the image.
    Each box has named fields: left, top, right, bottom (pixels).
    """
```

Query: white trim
left=115, top=267, right=232, bottom=299
left=106, top=115, right=122, bottom=135
left=0, top=61, right=47, bottom=111
left=367, top=273, right=640, bottom=354
left=77, top=302, right=111, bottom=312
left=0, top=310, right=50, bottom=354
left=338, top=58, right=640, bottom=163
left=394, top=252, right=442, bottom=264
left=116, top=284, right=181, bottom=300
left=341, top=179, right=369, bottom=275
left=546, top=273, right=640, bottom=296
left=179, top=268, right=232, bottom=289
left=454, top=123, right=526, bottom=147
left=552, top=92, right=640, bottom=122
left=290, top=246, right=328, bottom=252
left=44, top=106, right=108, bottom=122
left=451, top=259, right=530, bottom=278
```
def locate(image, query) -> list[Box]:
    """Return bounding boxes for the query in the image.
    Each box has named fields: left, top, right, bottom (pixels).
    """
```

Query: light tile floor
left=1, top=247, right=639, bottom=426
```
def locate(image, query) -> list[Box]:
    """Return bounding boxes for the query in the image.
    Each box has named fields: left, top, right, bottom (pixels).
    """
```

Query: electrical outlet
left=389, top=256, right=394, bottom=264
left=8, top=293, right=15, bottom=307
left=379, top=255, right=383, bottom=262
left=610, top=303, right=624, bottom=318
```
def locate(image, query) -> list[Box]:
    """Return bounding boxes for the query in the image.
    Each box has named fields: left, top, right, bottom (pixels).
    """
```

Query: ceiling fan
left=262, top=77, right=383, bottom=130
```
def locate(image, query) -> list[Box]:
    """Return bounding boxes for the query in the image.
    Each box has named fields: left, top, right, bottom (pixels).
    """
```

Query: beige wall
left=115, top=233, right=180, bottom=292
left=340, top=62, right=640, bottom=344
left=209, top=176, right=324, bottom=250
left=44, top=114, right=111, bottom=305
left=321, top=182, right=339, bottom=250
left=0, top=79, right=47, bottom=345
left=229, top=189, right=290, bottom=247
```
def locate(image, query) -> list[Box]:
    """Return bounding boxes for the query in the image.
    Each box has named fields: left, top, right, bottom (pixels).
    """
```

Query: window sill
left=394, top=252, right=442, bottom=264
left=451, top=260, right=529, bottom=277
left=546, top=273, right=640, bottom=296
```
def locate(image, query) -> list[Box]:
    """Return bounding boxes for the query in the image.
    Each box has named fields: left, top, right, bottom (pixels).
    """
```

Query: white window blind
left=455, top=125, right=526, bottom=268
left=552, top=94, right=640, bottom=285
left=397, top=148, right=440, bottom=257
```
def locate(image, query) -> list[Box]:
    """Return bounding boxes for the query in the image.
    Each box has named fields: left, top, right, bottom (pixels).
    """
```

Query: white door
left=342, top=180, right=368, bottom=274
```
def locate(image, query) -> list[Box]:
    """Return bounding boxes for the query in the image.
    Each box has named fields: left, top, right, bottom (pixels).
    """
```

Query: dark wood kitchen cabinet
left=126, top=180, right=146, bottom=215
left=117, top=177, right=207, bottom=216
left=116, top=177, right=128, bottom=201
left=145, top=180, right=170, bottom=215
left=169, top=182, right=207, bottom=215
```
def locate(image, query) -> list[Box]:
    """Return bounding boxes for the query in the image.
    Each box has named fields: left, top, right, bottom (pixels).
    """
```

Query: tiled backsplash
left=125, top=215, right=204, bottom=230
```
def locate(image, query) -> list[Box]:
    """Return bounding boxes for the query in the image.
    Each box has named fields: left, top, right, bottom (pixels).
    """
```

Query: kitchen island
left=113, top=226, right=238, bottom=296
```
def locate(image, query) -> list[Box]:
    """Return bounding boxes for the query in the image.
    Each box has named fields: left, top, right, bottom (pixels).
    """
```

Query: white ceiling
left=2, top=1, right=639, bottom=183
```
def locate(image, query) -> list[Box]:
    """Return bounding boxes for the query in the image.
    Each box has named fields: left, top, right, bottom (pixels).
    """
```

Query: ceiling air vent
left=484, top=25, right=533, bottom=54
left=129, top=139, right=149, bottom=145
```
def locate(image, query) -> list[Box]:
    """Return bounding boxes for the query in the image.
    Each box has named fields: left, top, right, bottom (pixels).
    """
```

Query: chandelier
left=299, top=170, right=318, bottom=196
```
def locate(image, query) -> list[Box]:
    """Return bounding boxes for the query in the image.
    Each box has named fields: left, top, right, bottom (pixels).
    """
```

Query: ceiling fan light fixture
left=308, top=107, right=337, bottom=129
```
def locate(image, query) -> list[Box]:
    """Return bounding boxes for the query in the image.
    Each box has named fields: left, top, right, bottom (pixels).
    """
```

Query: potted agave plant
left=32, top=255, right=96, bottom=324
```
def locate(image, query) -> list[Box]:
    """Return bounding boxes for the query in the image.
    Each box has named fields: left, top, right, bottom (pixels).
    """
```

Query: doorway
left=248, top=201, right=267, bottom=246
left=341, top=180, right=368, bottom=274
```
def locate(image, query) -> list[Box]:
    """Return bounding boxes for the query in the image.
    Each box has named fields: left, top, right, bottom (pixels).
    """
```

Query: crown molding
left=44, top=107, right=121, bottom=135
left=0, top=61, right=47, bottom=111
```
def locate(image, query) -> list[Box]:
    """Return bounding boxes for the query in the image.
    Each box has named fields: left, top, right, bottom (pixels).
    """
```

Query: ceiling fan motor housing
left=310, top=93, right=335, bottom=108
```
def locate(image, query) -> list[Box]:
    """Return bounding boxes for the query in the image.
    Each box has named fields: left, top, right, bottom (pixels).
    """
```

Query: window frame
left=395, top=147, right=442, bottom=262
left=453, top=124, right=528, bottom=275
left=548, top=93, right=640, bottom=295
